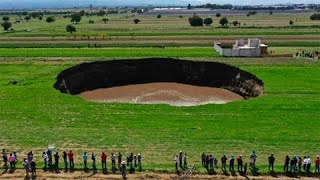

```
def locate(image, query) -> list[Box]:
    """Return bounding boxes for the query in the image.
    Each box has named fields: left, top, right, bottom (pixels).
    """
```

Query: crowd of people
left=197, top=151, right=320, bottom=176
left=2, top=148, right=320, bottom=178
left=174, top=151, right=188, bottom=170
left=296, top=50, right=320, bottom=60
left=1, top=148, right=142, bottom=179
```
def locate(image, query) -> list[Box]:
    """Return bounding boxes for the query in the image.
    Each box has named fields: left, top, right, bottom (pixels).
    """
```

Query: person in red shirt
left=67, top=150, right=74, bottom=168
left=101, top=152, right=107, bottom=170
left=315, top=155, right=320, bottom=173
left=237, top=155, right=243, bottom=172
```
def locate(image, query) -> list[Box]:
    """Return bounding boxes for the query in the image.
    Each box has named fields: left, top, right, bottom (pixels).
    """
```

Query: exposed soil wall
left=54, top=58, right=264, bottom=99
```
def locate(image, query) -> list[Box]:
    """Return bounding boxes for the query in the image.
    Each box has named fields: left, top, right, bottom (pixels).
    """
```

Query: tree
left=79, top=10, right=85, bottom=16
left=71, top=13, right=82, bottom=24
left=38, top=16, right=43, bottom=20
left=310, top=13, right=320, bottom=20
left=66, top=24, right=76, bottom=34
left=216, top=13, right=221, bottom=18
left=203, top=17, right=213, bottom=26
left=133, top=19, right=141, bottom=24
left=2, top=16, right=9, bottom=21
left=232, top=20, right=239, bottom=26
left=24, top=16, right=31, bottom=21
left=289, top=20, right=294, bottom=25
left=1, top=21, right=12, bottom=31
left=187, top=4, right=192, bottom=10
left=188, top=15, right=203, bottom=26
left=269, top=11, right=273, bottom=15
left=102, top=18, right=108, bottom=23
left=157, top=14, right=162, bottom=18
left=46, top=16, right=55, bottom=23
left=97, top=10, right=106, bottom=16
left=219, top=17, right=228, bottom=26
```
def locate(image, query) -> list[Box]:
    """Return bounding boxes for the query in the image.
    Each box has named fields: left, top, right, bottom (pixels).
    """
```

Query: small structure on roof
left=214, top=38, right=268, bottom=57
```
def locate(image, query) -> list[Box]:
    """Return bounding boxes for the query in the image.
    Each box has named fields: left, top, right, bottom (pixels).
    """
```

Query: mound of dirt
left=80, top=82, right=243, bottom=106
left=54, top=58, right=264, bottom=106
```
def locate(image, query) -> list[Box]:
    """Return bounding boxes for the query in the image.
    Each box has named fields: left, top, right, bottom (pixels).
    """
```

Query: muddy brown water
left=80, top=82, right=243, bottom=106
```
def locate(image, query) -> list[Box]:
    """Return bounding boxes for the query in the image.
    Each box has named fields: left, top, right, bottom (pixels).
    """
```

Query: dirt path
left=80, top=83, right=243, bottom=106
left=0, top=169, right=318, bottom=179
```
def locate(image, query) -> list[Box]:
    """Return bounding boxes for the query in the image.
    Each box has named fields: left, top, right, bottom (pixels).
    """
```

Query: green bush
left=188, top=15, right=203, bottom=26
left=203, top=18, right=213, bottom=26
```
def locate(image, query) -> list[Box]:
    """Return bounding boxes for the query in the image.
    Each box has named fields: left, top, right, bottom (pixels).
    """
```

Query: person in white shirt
left=306, top=156, right=311, bottom=173
left=303, top=156, right=307, bottom=172
left=42, top=151, right=48, bottom=170
left=175, top=155, right=179, bottom=169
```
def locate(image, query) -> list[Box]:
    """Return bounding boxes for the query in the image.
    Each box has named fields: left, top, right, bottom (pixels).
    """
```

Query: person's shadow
left=9, top=167, right=16, bottom=174
left=102, top=168, right=108, bottom=175
left=206, top=169, right=216, bottom=175
left=270, top=170, right=278, bottom=178
left=230, top=170, right=237, bottom=176
left=1, top=166, right=8, bottom=174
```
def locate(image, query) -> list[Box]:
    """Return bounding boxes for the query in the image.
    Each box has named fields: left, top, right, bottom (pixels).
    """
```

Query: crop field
left=0, top=9, right=320, bottom=178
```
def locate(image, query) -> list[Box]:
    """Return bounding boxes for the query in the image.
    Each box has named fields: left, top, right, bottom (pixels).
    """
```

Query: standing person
left=54, top=152, right=60, bottom=172
left=209, top=155, right=214, bottom=170
left=2, top=149, right=8, bottom=168
left=62, top=151, right=68, bottom=171
left=42, top=151, right=48, bottom=170
left=303, top=156, right=307, bottom=172
left=298, top=156, right=303, bottom=173
left=91, top=152, right=96, bottom=170
left=306, top=156, right=311, bottom=173
left=47, top=150, right=52, bottom=168
left=205, top=155, right=210, bottom=169
left=249, top=151, right=257, bottom=169
left=111, top=153, right=116, bottom=169
left=23, top=158, right=30, bottom=177
left=175, top=155, right=179, bottom=170
left=184, top=153, right=187, bottom=168
left=290, top=157, right=295, bottom=173
left=221, top=155, right=227, bottom=172
left=13, top=152, right=18, bottom=166
left=30, top=160, right=36, bottom=176
left=2, top=149, right=7, bottom=166
left=118, top=152, right=122, bottom=167
left=121, top=161, right=126, bottom=179
left=268, top=153, right=275, bottom=171
left=284, top=155, right=290, bottom=172
left=9, top=154, right=16, bottom=169
left=179, top=151, right=183, bottom=169
left=237, top=155, right=243, bottom=172
left=101, top=152, right=107, bottom=170
left=201, top=153, right=206, bottom=166
left=134, top=155, right=137, bottom=167
left=315, top=155, right=320, bottom=173
left=82, top=152, right=88, bottom=170
left=129, top=153, right=134, bottom=169
left=67, top=150, right=74, bottom=169
left=229, top=156, right=235, bottom=172
left=138, top=154, right=142, bottom=169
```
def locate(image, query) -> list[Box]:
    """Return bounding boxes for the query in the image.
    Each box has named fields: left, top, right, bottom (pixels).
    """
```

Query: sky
left=0, top=0, right=318, bottom=9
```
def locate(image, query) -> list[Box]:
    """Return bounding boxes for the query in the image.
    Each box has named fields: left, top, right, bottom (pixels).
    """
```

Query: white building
left=214, top=38, right=268, bottom=57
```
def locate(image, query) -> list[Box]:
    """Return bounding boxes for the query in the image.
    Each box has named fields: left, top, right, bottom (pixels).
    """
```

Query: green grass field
left=0, top=10, right=320, bottom=176
left=0, top=58, right=320, bottom=173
